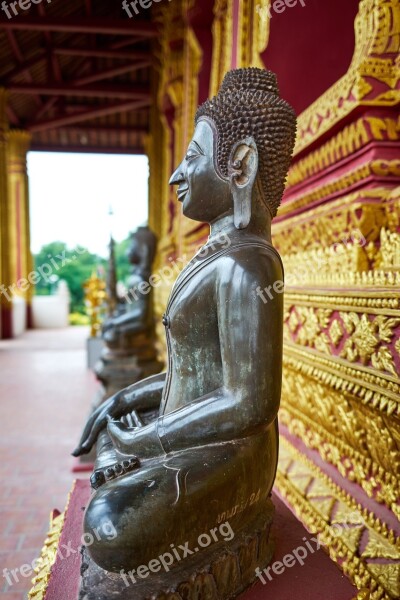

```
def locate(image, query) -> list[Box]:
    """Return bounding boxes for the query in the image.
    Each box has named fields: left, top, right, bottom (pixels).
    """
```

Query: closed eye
left=185, top=150, right=200, bottom=162
left=185, top=140, right=204, bottom=162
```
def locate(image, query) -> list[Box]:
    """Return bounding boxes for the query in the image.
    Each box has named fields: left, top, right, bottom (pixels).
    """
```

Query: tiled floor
left=0, top=327, right=96, bottom=600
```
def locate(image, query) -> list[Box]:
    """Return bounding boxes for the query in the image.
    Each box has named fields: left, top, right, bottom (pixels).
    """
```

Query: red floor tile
left=0, top=327, right=96, bottom=597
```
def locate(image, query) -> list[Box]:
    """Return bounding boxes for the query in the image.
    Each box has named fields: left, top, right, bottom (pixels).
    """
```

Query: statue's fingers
left=82, top=412, right=108, bottom=451
left=72, top=413, right=98, bottom=456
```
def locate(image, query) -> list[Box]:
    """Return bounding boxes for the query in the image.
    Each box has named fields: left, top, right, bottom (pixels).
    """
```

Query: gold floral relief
left=275, top=438, right=400, bottom=599
left=280, top=357, right=400, bottom=513
left=284, top=303, right=400, bottom=382
left=274, top=188, right=395, bottom=250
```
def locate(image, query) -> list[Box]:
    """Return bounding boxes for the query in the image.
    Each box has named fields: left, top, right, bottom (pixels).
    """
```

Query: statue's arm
left=72, top=372, right=166, bottom=456
left=108, top=249, right=283, bottom=458
left=106, top=307, right=145, bottom=328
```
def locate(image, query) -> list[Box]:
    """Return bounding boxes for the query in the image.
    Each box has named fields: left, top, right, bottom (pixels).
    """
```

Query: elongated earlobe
left=228, top=138, right=258, bottom=229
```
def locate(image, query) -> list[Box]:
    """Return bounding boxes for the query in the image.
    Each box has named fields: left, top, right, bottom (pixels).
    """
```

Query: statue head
left=127, top=226, right=157, bottom=280
left=169, top=68, right=296, bottom=229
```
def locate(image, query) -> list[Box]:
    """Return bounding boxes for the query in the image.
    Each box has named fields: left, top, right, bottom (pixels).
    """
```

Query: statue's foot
left=90, top=457, right=140, bottom=490
left=84, top=428, right=278, bottom=574
left=80, top=496, right=275, bottom=600
left=91, top=428, right=141, bottom=490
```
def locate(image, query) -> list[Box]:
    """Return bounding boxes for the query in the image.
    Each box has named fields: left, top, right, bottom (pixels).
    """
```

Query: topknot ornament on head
left=195, top=67, right=296, bottom=218
left=220, top=68, right=279, bottom=96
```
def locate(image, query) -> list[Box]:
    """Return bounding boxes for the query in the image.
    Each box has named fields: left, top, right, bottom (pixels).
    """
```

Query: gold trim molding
left=275, top=438, right=400, bottom=599
left=287, top=114, right=400, bottom=189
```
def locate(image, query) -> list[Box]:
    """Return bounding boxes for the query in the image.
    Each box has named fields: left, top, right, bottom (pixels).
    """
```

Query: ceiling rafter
left=0, top=17, right=158, bottom=37
left=53, top=47, right=150, bottom=61
left=4, top=51, right=47, bottom=83
left=36, top=2, right=63, bottom=83
left=29, top=98, right=150, bottom=132
left=73, top=61, right=151, bottom=86
left=59, top=125, right=147, bottom=134
left=8, top=82, right=150, bottom=100
left=5, top=30, right=43, bottom=107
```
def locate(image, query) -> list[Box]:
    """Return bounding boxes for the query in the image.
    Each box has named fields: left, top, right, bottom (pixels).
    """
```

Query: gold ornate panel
left=276, top=439, right=400, bottom=600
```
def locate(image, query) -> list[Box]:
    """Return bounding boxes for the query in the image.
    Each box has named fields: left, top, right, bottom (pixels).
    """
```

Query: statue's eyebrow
left=188, top=140, right=205, bottom=154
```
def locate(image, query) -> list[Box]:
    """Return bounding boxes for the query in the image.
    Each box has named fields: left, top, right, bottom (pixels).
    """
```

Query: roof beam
left=6, top=105, right=19, bottom=126
left=74, top=61, right=150, bottom=86
left=4, top=51, right=47, bottom=83
left=5, top=30, right=42, bottom=107
left=29, top=99, right=150, bottom=132
left=0, top=17, right=158, bottom=37
left=53, top=47, right=150, bottom=61
left=8, top=82, right=150, bottom=100
left=59, top=125, right=148, bottom=134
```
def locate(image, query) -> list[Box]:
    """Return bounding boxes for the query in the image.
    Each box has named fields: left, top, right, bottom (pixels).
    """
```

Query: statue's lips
left=177, top=185, right=189, bottom=202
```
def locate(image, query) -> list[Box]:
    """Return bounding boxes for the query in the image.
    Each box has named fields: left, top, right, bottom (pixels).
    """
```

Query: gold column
left=6, top=130, right=33, bottom=328
left=0, top=88, right=12, bottom=339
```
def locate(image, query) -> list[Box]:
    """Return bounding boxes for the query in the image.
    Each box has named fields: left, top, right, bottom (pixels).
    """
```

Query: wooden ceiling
left=0, top=0, right=156, bottom=153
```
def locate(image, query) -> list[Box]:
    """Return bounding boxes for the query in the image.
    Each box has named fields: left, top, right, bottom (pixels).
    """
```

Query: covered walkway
left=0, top=327, right=95, bottom=599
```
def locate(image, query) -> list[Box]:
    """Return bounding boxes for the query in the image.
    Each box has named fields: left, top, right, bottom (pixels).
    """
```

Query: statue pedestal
left=94, top=331, right=163, bottom=401
left=86, top=337, right=104, bottom=371
left=29, top=480, right=357, bottom=600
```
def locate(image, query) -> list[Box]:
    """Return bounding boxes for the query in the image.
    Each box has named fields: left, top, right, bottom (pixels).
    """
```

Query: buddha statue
left=95, top=226, right=162, bottom=399
left=74, top=68, right=296, bottom=599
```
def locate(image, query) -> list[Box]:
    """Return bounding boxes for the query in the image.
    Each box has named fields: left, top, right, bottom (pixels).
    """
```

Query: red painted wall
left=261, top=0, right=360, bottom=115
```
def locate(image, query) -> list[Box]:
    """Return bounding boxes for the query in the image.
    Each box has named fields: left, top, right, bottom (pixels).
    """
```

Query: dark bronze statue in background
left=75, top=68, right=296, bottom=600
left=95, top=226, right=162, bottom=399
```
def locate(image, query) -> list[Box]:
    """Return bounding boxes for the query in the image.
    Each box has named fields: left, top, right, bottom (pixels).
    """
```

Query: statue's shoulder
left=216, top=238, right=283, bottom=291
left=217, top=237, right=282, bottom=268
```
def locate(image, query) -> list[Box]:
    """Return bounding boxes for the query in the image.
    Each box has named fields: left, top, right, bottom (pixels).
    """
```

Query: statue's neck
left=209, top=196, right=272, bottom=244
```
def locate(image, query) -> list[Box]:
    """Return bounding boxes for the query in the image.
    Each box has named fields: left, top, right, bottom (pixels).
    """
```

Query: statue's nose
left=169, top=162, right=186, bottom=186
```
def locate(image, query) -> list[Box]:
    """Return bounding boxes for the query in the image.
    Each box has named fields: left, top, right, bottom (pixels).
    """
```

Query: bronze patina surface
left=74, top=67, right=296, bottom=598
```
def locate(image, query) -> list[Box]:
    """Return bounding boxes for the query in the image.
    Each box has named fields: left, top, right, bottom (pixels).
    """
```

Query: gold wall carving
left=275, top=438, right=400, bottom=599
left=285, top=305, right=400, bottom=381
left=6, top=130, right=32, bottom=300
left=237, top=0, right=270, bottom=68
left=274, top=187, right=398, bottom=254
left=282, top=160, right=400, bottom=216
left=28, top=511, right=65, bottom=599
left=280, top=343, right=400, bottom=513
left=210, top=0, right=232, bottom=96
left=294, top=0, right=400, bottom=157
left=210, top=0, right=271, bottom=96
left=287, top=114, right=400, bottom=189
left=283, top=334, right=400, bottom=416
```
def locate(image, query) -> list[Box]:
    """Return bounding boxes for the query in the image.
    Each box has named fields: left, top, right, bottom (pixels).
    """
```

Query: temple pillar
left=0, top=88, right=12, bottom=339
left=6, top=129, right=33, bottom=333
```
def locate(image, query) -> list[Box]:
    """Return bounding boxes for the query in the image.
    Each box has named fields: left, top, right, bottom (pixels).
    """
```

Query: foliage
left=114, top=235, right=132, bottom=285
left=69, top=312, right=90, bottom=326
left=33, top=241, right=106, bottom=313
left=33, top=236, right=133, bottom=314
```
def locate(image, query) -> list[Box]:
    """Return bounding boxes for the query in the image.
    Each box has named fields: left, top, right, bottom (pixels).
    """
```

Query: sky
left=28, top=152, right=149, bottom=258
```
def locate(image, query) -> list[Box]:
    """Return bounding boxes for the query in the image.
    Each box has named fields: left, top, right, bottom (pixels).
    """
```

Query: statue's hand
left=107, top=418, right=164, bottom=460
left=102, top=318, right=113, bottom=332
left=72, top=390, right=125, bottom=457
left=103, top=327, right=119, bottom=344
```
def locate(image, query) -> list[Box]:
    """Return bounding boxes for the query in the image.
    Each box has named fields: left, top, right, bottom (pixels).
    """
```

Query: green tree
left=33, top=242, right=106, bottom=313
left=114, top=236, right=132, bottom=285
